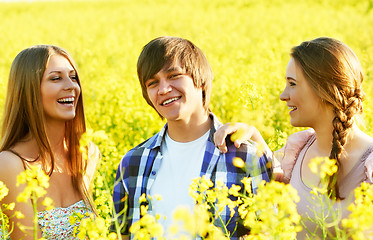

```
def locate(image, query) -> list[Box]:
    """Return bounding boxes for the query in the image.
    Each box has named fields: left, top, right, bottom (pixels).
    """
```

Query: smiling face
left=138, top=37, right=214, bottom=119
left=145, top=61, right=206, bottom=124
left=41, top=54, right=81, bottom=124
left=280, top=57, right=333, bottom=129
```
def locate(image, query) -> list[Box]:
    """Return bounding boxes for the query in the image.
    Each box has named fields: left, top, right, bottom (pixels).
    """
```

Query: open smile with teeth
left=161, top=97, right=181, bottom=106
left=57, top=97, right=75, bottom=105
left=289, top=106, right=297, bottom=111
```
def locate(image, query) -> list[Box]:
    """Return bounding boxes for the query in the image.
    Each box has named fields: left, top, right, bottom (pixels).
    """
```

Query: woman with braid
left=214, top=37, right=373, bottom=238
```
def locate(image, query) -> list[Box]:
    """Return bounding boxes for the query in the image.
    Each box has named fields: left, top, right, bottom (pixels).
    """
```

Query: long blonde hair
left=1, top=45, right=95, bottom=211
left=291, top=37, right=364, bottom=200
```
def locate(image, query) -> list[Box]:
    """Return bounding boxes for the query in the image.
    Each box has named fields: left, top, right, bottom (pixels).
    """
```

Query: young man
left=112, top=36, right=272, bottom=239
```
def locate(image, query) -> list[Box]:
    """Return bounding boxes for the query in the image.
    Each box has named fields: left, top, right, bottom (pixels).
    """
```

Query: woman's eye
left=289, top=82, right=296, bottom=86
left=70, top=75, right=78, bottom=81
left=51, top=76, right=61, bottom=81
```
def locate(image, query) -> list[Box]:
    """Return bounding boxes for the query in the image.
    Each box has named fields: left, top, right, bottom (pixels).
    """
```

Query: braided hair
left=291, top=37, right=364, bottom=200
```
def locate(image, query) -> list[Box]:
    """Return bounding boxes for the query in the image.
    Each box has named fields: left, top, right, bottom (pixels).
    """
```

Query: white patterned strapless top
left=1, top=200, right=92, bottom=239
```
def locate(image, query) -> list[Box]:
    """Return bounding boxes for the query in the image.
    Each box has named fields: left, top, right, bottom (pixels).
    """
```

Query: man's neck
left=166, top=113, right=211, bottom=143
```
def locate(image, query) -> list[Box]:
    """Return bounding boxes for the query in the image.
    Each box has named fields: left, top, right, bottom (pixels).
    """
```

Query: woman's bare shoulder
left=353, top=129, right=373, bottom=183
left=0, top=151, right=26, bottom=202
left=360, top=131, right=373, bottom=144
left=0, top=150, right=25, bottom=174
left=351, top=129, right=373, bottom=153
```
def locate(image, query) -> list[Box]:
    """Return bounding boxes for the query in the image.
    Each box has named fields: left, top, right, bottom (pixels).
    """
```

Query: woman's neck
left=312, top=122, right=359, bottom=158
left=313, top=129, right=334, bottom=157
left=45, top=120, right=67, bottom=157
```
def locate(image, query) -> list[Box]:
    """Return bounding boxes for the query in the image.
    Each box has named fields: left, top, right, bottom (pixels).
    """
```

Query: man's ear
left=202, top=87, right=206, bottom=105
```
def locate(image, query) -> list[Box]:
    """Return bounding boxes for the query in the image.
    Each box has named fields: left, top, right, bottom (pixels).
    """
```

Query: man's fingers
left=218, top=145, right=228, bottom=153
left=234, top=140, right=242, bottom=149
left=214, top=123, right=237, bottom=146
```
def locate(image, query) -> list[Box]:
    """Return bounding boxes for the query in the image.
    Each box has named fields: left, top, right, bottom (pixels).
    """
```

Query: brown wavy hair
left=291, top=37, right=364, bottom=200
left=0, top=45, right=96, bottom=211
left=137, top=36, right=213, bottom=117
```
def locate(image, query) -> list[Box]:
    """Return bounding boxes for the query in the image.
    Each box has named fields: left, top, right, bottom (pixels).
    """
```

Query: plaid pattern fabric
left=111, top=113, right=272, bottom=239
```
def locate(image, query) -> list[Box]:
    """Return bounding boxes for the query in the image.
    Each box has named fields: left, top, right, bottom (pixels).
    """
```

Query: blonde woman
left=0, top=45, right=98, bottom=239
left=214, top=37, right=373, bottom=238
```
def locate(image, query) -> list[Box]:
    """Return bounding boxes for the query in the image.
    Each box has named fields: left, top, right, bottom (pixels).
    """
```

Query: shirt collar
left=147, top=112, right=222, bottom=150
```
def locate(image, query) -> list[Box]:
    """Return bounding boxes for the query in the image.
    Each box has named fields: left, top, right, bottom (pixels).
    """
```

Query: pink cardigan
left=273, top=129, right=373, bottom=183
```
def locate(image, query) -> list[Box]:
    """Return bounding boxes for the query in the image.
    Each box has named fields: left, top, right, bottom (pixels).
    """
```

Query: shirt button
left=151, top=171, right=156, bottom=175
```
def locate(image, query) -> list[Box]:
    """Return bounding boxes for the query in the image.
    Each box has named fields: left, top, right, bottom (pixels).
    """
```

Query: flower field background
left=1, top=0, right=373, bottom=238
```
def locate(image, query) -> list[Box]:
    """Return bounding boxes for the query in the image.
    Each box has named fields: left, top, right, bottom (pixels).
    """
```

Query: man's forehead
left=159, top=61, right=185, bottom=73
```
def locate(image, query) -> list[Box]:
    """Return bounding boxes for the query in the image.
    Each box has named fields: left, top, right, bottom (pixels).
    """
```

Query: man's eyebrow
left=146, top=66, right=184, bottom=81
left=165, top=67, right=183, bottom=73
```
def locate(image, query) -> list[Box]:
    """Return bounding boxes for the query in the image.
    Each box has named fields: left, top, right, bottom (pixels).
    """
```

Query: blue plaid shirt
left=112, top=113, right=272, bottom=239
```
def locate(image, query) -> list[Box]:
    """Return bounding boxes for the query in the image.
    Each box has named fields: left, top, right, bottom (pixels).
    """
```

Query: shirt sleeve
left=275, top=129, right=314, bottom=183
left=251, top=150, right=272, bottom=194
left=365, top=152, right=373, bottom=183
left=110, top=161, right=129, bottom=235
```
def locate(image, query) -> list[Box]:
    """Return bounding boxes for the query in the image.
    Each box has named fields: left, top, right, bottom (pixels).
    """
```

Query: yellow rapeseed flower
left=228, top=184, right=241, bottom=197
left=308, top=157, right=337, bottom=179
left=232, top=157, right=245, bottom=169
left=0, top=181, right=9, bottom=201
left=140, top=205, right=148, bottom=215
left=240, top=180, right=301, bottom=238
left=14, top=211, right=24, bottom=219
left=241, top=177, right=252, bottom=194
left=342, top=182, right=373, bottom=239
left=108, top=232, right=117, bottom=240
left=139, top=193, right=147, bottom=203
left=16, top=166, right=50, bottom=203
left=130, top=214, right=164, bottom=240
left=77, top=216, right=113, bottom=240
left=42, top=197, right=54, bottom=211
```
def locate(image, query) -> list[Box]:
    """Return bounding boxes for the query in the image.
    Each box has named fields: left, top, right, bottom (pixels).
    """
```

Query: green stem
left=203, top=193, right=230, bottom=238
left=318, top=192, right=328, bottom=240
left=31, top=192, right=38, bottom=240
left=106, top=175, right=126, bottom=240
left=249, top=96, right=255, bottom=110
left=1, top=205, right=6, bottom=239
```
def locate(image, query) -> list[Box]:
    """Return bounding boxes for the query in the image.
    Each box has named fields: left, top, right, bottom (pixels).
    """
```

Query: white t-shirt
left=149, top=129, right=210, bottom=231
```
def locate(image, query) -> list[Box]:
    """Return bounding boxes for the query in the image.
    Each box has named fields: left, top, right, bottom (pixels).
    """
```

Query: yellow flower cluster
left=189, top=175, right=237, bottom=237
left=342, top=182, right=373, bottom=240
left=0, top=181, right=8, bottom=202
left=16, top=166, right=50, bottom=203
left=130, top=214, right=164, bottom=240
left=77, top=216, right=117, bottom=240
left=1, top=158, right=371, bottom=240
left=129, top=196, right=164, bottom=240
left=130, top=176, right=302, bottom=239
left=239, top=82, right=263, bottom=110
left=308, top=157, right=338, bottom=180
left=1, top=1, right=373, bottom=239
left=239, top=180, right=301, bottom=240
left=171, top=205, right=227, bottom=240
left=1, top=181, right=12, bottom=239
left=129, top=190, right=228, bottom=240
left=308, top=157, right=339, bottom=197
